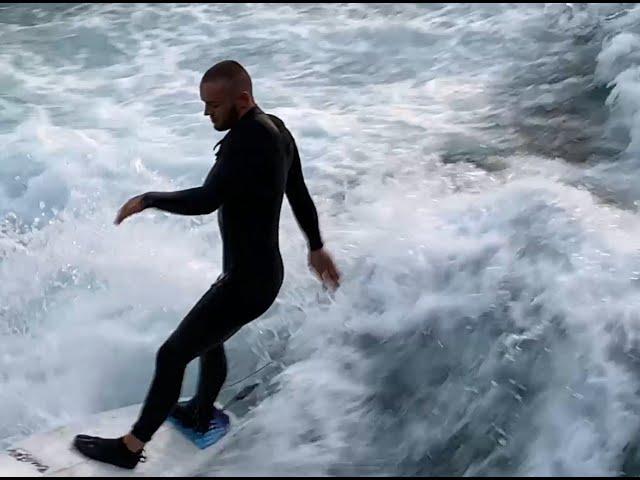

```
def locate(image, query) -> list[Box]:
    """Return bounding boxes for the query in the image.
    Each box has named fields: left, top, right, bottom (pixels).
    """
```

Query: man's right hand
left=308, top=248, right=341, bottom=291
left=114, top=194, right=147, bottom=225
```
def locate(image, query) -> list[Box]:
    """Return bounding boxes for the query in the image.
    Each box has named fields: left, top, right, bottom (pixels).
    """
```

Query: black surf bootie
left=73, top=435, right=146, bottom=470
left=170, top=399, right=222, bottom=433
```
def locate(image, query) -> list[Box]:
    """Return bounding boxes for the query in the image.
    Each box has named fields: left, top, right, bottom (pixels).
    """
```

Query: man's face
left=200, top=80, right=240, bottom=131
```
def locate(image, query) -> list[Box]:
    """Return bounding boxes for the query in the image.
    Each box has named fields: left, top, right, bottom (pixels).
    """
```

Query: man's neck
left=237, top=103, right=258, bottom=119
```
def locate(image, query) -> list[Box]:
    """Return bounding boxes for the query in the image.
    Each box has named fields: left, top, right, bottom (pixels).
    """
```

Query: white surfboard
left=0, top=401, right=240, bottom=477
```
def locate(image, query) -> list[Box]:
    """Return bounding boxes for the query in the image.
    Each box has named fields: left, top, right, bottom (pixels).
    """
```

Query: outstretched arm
left=115, top=143, right=247, bottom=224
left=141, top=159, right=228, bottom=216
left=114, top=164, right=226, bottom=225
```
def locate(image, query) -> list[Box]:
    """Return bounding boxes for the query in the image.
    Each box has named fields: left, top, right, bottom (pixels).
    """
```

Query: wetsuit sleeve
left=142, top=146, right=245, bottom=216
left=286, top=138, right=324, bottom=251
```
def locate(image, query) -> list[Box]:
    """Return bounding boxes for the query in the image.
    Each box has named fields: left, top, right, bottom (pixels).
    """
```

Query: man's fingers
left=320, top=270, right=340, bottom=291
left=331, top=265, right=341, bottom=280
left=310, top=255, right=341, bottom=290
left=327, top=266, right=339, bottom=281
left=328, top=264, right=340, bottom=283
left=114, top=206, right=130, bottom=225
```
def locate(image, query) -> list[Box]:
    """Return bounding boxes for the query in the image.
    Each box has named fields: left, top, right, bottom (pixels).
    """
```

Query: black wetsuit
left=129, top=106, right=323, bottom=442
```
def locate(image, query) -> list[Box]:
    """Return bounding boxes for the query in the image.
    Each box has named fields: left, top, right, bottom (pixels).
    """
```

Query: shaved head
left=200, top=60, right=256, bottom=131
left=201, top=60, right=253, bottom=98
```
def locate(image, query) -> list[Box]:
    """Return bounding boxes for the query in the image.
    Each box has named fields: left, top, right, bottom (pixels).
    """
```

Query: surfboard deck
left=0, top=400, right=238, bottom=477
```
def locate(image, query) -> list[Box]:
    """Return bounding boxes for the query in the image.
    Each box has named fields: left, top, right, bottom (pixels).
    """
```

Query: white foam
left=3, top=3, right=640, bottom=476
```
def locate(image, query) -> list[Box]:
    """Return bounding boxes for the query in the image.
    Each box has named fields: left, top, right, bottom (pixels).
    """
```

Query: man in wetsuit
left=73, top=60, right=341, bottom=469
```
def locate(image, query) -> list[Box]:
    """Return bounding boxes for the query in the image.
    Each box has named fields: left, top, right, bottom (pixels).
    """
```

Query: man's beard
left=219, top=104, right=240, bottom=131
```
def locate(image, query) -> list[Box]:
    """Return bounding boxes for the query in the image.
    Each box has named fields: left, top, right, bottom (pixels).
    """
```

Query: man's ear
left=238, top=90, right=252, bottom=106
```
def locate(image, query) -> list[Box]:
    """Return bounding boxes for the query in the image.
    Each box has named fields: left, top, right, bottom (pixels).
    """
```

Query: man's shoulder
left=265, top=112, right=285, bottom=129
left=265, top=113, right=296, bottom=144
left=228, top=112, right=285, bottom=150
left=243, top=110, right=295, bottom=141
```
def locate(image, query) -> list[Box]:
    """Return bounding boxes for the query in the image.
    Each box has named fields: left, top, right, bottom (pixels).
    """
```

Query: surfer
left=73, top=60, right=341, bottom=469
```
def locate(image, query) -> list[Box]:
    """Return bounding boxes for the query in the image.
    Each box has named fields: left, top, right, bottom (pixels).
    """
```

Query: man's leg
left=196, top=344, right=228, bottom=411
left=73, top=278, right=246, bottom=468
left=130, top=283, right=241, bottom=443
left=170, top=344, right=228, bottom=431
